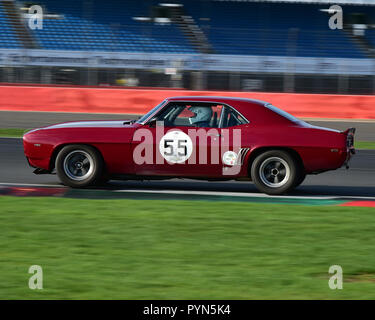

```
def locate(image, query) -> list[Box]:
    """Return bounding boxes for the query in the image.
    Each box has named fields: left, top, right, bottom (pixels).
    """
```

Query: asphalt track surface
left=0, top=137, right=374, bottom=198
left=1, top=110, right=375, bottom=141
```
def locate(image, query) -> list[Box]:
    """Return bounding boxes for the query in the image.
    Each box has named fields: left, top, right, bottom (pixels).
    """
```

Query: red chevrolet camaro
left=23, top=96, right=355, bottom=195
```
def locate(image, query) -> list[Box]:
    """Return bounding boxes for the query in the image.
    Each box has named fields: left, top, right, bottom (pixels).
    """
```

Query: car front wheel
left=56, top=145, right=103, bottom=188
left=251, top=150, right=301, bottom=195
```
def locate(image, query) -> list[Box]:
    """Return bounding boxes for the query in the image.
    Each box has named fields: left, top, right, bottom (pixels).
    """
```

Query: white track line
left=114, top=189, right=375, bottom=201
left=0, top=182, right=64, bottom=188
left=0, top=182, right=374, bottom=201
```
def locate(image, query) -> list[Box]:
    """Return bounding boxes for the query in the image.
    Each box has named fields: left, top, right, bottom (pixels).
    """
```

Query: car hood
left=42, top=120, right=133, bottom=130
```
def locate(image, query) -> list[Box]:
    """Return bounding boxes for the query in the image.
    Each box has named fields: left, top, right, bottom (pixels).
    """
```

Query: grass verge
left=355, top=141, right=375, bottom=150
left=0, top=128, right=27, bottom=138
left=0, top=196, right=375, bottom=299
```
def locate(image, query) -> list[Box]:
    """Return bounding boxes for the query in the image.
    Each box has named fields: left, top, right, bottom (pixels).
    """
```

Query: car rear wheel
left=251, top=150, right=300, bottom=195
left=56, top=145, right=103, bottom=188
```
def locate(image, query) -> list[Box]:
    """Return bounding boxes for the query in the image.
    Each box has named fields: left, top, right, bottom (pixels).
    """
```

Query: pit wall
left=0, top=85, right=374, bottom=119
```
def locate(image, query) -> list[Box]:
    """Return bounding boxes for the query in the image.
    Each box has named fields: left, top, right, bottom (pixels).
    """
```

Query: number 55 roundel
left=159, top=130, right=193, bottom=164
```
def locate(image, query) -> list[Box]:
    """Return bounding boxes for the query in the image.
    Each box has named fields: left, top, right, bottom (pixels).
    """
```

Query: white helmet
left=188, top=106, right=213, bottom=125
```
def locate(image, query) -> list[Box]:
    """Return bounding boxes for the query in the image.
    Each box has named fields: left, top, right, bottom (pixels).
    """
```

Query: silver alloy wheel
left=63, top=150, right=94, bottom=181
left=259, top=156, right=290, bottom=188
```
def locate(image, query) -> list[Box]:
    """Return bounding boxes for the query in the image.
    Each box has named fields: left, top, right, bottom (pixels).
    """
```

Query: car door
left=131, top=102, right=224, bottom=178
left=219, top=105, right=250, bottom=177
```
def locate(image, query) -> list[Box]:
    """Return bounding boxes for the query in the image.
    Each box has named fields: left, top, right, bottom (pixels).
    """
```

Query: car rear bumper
left=343, top=127, right=356, bottom=169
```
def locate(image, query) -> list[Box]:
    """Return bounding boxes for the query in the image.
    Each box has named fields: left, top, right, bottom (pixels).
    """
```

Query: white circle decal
left=159, top=130, right=193, bottom=164
left=222, top=151, right=238, bottom=166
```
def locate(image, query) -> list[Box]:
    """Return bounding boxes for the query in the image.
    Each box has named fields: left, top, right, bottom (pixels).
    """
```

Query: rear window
left=265, top=104, right=301, bottom=123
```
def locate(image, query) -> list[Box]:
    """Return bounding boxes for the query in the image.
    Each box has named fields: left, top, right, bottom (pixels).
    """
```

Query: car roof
left=166, top=96, right=268, bottom=106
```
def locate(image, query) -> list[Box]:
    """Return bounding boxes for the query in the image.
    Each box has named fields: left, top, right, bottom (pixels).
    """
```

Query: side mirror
left=148, top=118, right=157, bottom=127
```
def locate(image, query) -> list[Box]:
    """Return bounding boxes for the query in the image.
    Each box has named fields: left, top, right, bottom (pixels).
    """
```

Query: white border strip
left=0, top=182, right=63, bottom=188
left=1, top=182, right=374, bottom=201
left=114, top=188, right=375, bottom=201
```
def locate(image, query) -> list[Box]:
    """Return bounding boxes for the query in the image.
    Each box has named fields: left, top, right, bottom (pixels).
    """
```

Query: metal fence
left=0, top=65, right=374, bottom=94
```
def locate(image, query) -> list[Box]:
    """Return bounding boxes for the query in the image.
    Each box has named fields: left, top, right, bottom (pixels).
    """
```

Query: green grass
left=0, top=128, right=374, bottom=150
left=355, top=141, right=375, bottom=150
left=0, top=196, right=375, bottom=299
left=0, top=128, right=28, bottom=138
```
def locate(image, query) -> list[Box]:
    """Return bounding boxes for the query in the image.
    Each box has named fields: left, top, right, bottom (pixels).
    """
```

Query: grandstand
left=0, top=1, right=21, bottom=48
left=186, top=1, right=371, bottom=58
left=0, top=0, right=372, bottom=57
left=0, top=0, right=374, bottom=93
left=30, top=0, right=195, bottom=53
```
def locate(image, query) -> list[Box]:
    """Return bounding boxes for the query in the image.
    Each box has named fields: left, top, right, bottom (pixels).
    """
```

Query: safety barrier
left=0, top=85, right=374, bottom=119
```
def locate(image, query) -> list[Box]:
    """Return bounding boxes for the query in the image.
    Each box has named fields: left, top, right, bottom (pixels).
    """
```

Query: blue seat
left=0, top=2, right=21, bottom=48
left=26, top=0, right=196, bottom=53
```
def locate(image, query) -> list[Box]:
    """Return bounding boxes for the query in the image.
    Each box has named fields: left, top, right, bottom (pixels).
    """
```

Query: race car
left=23, top=96, right=355, bottom=195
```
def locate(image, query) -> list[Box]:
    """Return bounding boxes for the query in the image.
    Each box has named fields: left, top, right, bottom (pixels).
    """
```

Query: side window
left=154, top=104, right=184, bottom=126
left=210, top=105, right=223, bottom=128
left=174, top=106, right=195, bottom=126
left=155, top=103, right=223, bottom=128
left=221, top=106, right=247, bottom=128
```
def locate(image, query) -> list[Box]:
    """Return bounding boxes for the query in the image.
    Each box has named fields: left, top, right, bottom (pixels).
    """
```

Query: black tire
left=294, top=172, right=306, bottom=188
left=56, top=145, right=103, bottom=188
left=250, top=150, right=301, bottom=195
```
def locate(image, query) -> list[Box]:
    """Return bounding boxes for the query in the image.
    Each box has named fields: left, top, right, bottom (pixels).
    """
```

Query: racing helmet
left=188, top=106, right=213, bottom=125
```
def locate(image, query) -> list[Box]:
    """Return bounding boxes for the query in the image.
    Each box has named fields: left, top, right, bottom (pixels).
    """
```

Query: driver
left=188, top=106, right=213, bottom=127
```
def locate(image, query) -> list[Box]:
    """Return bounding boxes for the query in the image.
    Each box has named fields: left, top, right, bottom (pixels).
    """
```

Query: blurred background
left=0, top=0, right=374, bottom=94
left=1, top=0, right=375, bottom=301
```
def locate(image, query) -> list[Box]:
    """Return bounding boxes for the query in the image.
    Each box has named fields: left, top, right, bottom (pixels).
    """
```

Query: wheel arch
left=49, top=143, right=105, bottom=171
left=246, top=146, right=305, bottom=179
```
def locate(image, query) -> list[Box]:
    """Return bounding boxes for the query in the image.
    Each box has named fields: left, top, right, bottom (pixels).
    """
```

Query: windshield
left=136, top=101, right=166, bottom=124
left=265, top=104, right=302, bottom=123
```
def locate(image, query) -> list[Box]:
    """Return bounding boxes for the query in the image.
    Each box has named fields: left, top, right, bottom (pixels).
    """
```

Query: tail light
left=343, top=127, right=356, bottom=169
